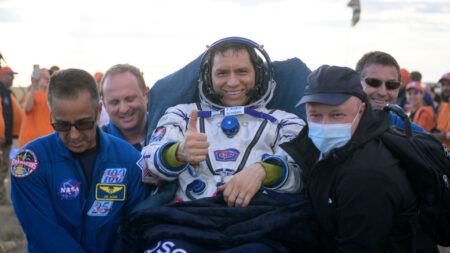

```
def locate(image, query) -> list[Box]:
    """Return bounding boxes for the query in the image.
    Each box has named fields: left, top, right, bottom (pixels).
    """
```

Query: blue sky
left=1, top=0, right=449, bottom=87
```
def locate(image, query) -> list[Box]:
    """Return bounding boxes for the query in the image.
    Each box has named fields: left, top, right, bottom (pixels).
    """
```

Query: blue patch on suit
left=101, top=168, right=126, bottom=184
left=214, top=148, right=240, bottom=162
left=87, top=200, right=113, bottom=216
left=57, top=178, right=81, bottom=200
left=150, top=127, right=166, bottom=143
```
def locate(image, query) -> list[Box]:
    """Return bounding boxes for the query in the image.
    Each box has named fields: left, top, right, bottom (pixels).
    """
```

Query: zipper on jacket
left=71, top=160, right=89, bottom=203
left=96, top=225, right=106, bottom=240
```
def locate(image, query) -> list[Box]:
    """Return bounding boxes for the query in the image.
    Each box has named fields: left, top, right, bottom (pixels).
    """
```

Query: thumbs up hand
left=176, top=110, right=210, bottom=164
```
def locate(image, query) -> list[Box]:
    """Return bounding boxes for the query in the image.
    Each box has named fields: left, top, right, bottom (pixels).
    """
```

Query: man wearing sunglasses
left=355, top=51, right=426, bottom=133
left=9, top=69, right=148, bottom=253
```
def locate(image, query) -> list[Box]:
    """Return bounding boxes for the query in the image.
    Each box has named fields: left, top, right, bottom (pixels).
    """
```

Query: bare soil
left=0, top=178, right=27, bottom=253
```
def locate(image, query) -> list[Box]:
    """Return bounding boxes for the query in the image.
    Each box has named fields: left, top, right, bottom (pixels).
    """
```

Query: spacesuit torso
left=142, top=102, right=305, bottom=201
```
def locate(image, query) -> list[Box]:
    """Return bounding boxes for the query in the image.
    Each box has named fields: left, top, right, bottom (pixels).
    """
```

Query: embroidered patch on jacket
left=10, top=149, right=39, bottom=178
left=150, top=127, right=166, bottom=143
left=87, top=200, right=113, bottom=216
left=101, top=168, right=127, bottom=184
left=95, top=183, right=126, bottom=201
left=214, top=148, right=240, bottom=162
left=57, top=178, right=81, bottom=200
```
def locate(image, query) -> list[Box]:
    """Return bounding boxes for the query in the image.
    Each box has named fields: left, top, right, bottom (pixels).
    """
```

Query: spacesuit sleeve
left=10, top=157, right=87, bottom=252
left=261, top=113, right=305, bottom=193
left=141, top=105, right=191, bottom=181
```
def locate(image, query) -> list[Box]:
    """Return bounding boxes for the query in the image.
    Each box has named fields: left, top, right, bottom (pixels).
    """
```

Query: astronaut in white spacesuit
left=142, top=37, right=305, bottom=207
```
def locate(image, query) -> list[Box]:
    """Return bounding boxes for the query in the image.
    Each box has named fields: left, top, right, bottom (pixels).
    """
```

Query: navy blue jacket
left=10, top=129, right=148, bottom=253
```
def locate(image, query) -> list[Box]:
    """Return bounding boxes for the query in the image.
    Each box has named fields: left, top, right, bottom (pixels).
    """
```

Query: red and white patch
left=10, top=149, right=39, bottom=178
left=150, top=127, right=166, bottom=143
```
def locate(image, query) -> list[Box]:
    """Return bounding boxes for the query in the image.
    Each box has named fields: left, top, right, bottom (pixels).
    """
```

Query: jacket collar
left=106, top=112, right=149, bottom=145
left=55, top=126, right=110, bottom=163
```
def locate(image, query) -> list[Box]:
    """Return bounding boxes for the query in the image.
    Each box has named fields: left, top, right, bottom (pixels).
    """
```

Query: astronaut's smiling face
left=211, top=49, right=256, bottom=107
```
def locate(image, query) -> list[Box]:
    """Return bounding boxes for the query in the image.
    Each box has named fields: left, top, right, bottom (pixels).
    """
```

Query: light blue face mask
left=308, top=106, right=361, bottom=154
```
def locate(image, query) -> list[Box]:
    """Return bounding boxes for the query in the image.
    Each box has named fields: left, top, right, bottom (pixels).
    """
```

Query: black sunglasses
left=50, top=118, right=96, bottom=132
left=364, top=78, right=401, bottom=90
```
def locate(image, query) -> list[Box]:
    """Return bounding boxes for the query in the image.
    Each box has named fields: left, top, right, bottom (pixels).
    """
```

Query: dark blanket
left=120, top=192, right=318, bottom=253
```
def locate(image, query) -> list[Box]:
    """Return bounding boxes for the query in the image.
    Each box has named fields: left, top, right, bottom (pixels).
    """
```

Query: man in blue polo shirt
left=101, top=64, right=149, bottom=151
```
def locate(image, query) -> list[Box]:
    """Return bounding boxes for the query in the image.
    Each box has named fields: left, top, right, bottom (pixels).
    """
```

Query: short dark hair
left=47, top=68, right=99, bottom=112
left=101, top=64, right=146, bottom=96
left=355, top=51, right=401, bottom=81
left=209, top=42, right=259, bottom=68
left=48, top=65, right=60, bottom=76
left=200, top=41, right=267, bottom=106
left=410, top=71, right=422, bottom=82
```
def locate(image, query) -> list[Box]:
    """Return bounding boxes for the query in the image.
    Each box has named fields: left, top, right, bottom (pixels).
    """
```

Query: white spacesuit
left=142, top=37, right=305, bottom=201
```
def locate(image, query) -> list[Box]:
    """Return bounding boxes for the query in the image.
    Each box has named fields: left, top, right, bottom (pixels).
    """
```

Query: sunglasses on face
left=364, top=78, right=401, bottom=90
left=50, top=118, right=96, bottom=132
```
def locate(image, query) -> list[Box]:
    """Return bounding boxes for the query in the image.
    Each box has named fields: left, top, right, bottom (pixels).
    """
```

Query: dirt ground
left=0, top=177, right=27, bottom=253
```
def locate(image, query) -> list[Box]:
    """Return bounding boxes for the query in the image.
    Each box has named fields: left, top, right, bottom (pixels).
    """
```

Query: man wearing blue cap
left=281, top=65, right=437, bottom=252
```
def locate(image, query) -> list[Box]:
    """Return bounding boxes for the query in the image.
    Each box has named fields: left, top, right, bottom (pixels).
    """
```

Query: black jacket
left=0, top=81, right=13, bottom=145
left=281, top=103, right=437, bottom=253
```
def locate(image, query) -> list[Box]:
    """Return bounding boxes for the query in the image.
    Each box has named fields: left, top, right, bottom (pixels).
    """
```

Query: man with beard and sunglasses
left=9, top=69, right=148, bottom=253
left=355, top=51, right=426, bottom=132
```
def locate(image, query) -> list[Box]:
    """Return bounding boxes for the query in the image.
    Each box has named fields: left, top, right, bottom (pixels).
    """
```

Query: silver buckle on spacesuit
left=215, top=168, right=234, bottom=187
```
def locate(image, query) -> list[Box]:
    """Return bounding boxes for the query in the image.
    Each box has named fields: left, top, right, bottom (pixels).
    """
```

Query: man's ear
left=360, top=102, right=366, bottom=115
left=97, top=101, right=102, bottom=122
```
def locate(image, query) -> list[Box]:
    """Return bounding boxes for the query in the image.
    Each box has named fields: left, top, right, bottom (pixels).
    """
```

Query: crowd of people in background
left=397, top=68, right=450, bottom=145
left=0, top=37, right=449, bottom=252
